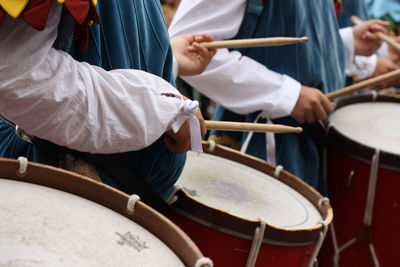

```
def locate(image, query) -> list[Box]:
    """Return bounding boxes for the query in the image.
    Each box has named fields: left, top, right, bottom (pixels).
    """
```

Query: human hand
left=163, top=95, right=206, bottom=153
left=291, top=86, right=336, bottom=124
left=372, top=57, right=399, bottom=88
left=353, top=19, right=390, bottom=56
left=388, top=36, right=400, bottom=64
left=171, top=33, right=216, bottom=76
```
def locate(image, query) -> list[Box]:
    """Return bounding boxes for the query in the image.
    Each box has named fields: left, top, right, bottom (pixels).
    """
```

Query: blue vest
left=210, top=0, right=346, bottom=193
left=338, top=0, right=369, bottom=28
left=0, top=0, right=183, bottom=199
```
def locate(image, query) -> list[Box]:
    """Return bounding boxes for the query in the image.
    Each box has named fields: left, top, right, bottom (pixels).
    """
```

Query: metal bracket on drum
left=347, top=170, right=356, bottom=188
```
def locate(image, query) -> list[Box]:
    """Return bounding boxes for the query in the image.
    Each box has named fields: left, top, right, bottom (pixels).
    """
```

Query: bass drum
left=319, top=94, right=400, bottom=267
left=0, top=157, right=212, bottom=267
left=167, top=142, right=333, bottom=267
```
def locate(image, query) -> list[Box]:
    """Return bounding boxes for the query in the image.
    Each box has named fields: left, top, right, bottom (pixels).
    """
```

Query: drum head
left=330, top=101, right=400, bottom=155
left=0, top=179, right=184, bottom=266
left=0, top=158, right=206, bottom=267
left=177, top=152, right=322, bottom=229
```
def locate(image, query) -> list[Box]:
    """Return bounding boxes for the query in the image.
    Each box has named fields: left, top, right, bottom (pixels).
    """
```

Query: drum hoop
left=172, top=142, right=333, bottom=244
left=171, top=206, right=316, bottom=247
left=329, top=94, right=400, bottom=170
left=0, top=157, right=203, bottom=266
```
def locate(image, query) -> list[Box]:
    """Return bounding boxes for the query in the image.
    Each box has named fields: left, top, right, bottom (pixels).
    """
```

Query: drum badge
left=115, top=232, right=150, bottom=252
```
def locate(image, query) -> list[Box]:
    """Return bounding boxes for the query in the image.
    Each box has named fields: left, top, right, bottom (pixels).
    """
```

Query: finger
left=363, top=31, right=380, bottom=42
left=305, top=110, right=316, bottom=124
left=194, top=33, right=215, bottom=43
left=192, top=42, right=216, bottom=56
left=163, top=135, right=177, bottom=152
left=196, top=112, right=207, bottom=137
left=321, top=96, right=336, bottom=113
left=312, top=100, right=327, bottom=121
left=369, top=19, right=390, bottom=28
left=368, top=23, right=388, bottom=34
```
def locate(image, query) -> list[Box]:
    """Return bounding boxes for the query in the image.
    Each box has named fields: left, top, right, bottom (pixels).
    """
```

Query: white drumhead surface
left=0, top=179, right=184, bottom=267
left=330, top=102, right=400, bottom=155
left=177, top=152, right=322, bottom=229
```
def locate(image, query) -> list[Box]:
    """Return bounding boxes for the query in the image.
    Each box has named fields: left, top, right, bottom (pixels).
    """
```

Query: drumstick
left=326, top=69, right=400, bottom=100
left=200, top=37, right=309, bottom=49
left=351, top=15, right=400, bottom=52
left=205, top=121, right=303, bottom=133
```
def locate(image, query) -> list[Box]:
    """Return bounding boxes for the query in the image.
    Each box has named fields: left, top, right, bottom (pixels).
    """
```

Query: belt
left=0, top=114, right=33, bottom=144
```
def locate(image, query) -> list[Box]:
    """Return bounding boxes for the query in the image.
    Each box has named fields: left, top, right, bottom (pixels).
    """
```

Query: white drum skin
left=177, top=152, right=322, bottom=229
left=0, top=179, right=184, bottom=267
left=329, top=102, right=400, bottom=155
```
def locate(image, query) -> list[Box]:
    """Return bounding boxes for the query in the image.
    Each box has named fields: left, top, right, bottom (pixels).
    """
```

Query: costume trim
left=0, top=0, right=99, bottom=50
left=334, top=0, right=343, bottom=17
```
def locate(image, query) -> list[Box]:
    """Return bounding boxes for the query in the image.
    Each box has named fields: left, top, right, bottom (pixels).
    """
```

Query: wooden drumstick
left=205, top=120, right=303, bottom=133
left=326, top=69, right=400, bottom=100
left=351, top=15, right=400, bottom=52
left=200, top=37, right=309, bottom=49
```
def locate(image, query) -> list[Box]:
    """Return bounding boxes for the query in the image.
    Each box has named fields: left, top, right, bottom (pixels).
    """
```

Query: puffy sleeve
left=0, top=3, right=190, bottom=154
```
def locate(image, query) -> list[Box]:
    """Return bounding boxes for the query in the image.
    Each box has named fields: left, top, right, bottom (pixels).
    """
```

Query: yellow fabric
left=0, top=0, right=29, bottom=18
left=0, top=0, right=97, bottom=20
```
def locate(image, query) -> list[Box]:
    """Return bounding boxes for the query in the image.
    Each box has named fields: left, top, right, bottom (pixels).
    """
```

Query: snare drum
left=167, top=142, right=333, bottom=267
left=0, top=157, right=211, bottom=267
left=319, top=94, right=400, bottom=267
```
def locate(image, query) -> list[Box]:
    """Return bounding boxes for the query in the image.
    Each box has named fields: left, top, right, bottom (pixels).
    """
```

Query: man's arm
left=0, top=4, right=194, bottom=154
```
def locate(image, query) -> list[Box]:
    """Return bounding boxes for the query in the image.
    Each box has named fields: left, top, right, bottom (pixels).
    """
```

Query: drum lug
left=347, top=170, right=356, bottom=188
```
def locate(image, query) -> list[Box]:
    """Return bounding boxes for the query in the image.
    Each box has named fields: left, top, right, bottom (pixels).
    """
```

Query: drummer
left=339, top=0, right=399, bottom=86
left=0, top=0, right=215, bottom=200
left=169, top=0, right=388, bottom=194
left=366, top=0, right=400, bottom=67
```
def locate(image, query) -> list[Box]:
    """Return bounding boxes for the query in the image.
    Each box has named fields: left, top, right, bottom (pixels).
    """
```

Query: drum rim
left=0, top=157, right=204, bottom=267
left=328, top=94, right=400, bottom=170
left=171, top=142, right=333, bottom=244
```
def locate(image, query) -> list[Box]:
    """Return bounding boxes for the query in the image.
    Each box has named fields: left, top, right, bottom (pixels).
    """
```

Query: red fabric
left=0, top=9, right=5, bottom=25
left=0, top=0, right=99, bottom=50
left=64, top=0, right=91, bottom=25
left=74, top=23, right=89, bottom=50
left=73, top=5, right=100, bottom=50
left=334, top=0, right=342, bottom=17
left=20, top=0, right=53, bottom=30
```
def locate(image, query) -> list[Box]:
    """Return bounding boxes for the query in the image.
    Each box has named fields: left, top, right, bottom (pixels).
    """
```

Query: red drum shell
left=319, top=94, right=400, bottom=267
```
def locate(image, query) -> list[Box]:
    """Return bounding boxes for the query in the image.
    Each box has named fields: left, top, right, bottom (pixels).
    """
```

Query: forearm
left=182, top=49, right=301, bottom=118
left=0, top=4, right=189, bottom=153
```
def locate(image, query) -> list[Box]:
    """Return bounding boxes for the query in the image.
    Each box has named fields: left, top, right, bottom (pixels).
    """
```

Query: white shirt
left=0, top=3, right=192, bottom=154
left=169, top=0, right=375, bottom=117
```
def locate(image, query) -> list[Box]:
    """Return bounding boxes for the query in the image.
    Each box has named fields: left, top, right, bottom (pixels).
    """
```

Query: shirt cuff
left=353, top=54, right=378, bottom=79
left=377, top=42, right=389, bottom=59
left=269, top=75, right=302, bottom=119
